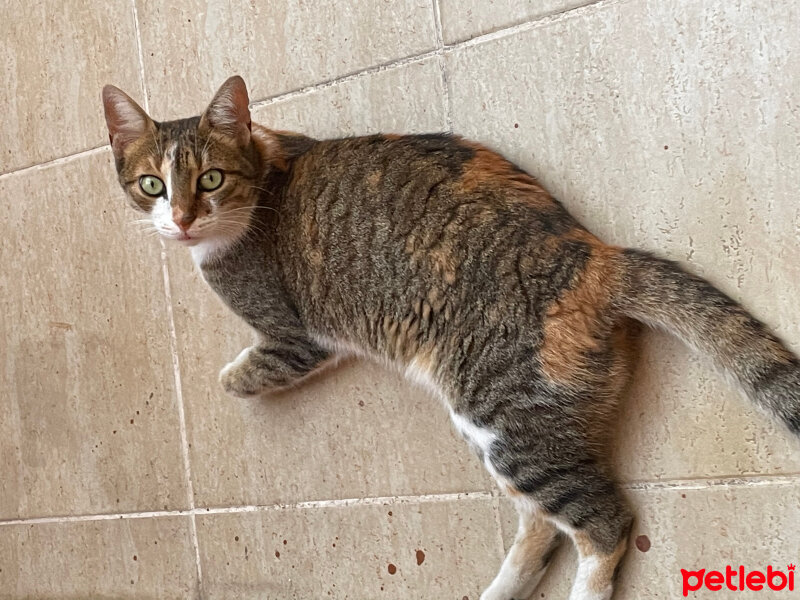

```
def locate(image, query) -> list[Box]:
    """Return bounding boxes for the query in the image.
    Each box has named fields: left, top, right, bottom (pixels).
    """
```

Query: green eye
left=138, top=175, right=164, bottom=197
left=198, top=169, right=224, bottom=191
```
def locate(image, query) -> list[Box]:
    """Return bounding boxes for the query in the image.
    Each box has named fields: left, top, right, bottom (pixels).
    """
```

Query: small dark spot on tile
left=149, top=392, right=154, bottom=399
left=275, top=550, right=280, bottom=558
left=136, top=410, right=139, bottom=415
left=112, top=430, right=117, bottom=434
left=283, top=539, right=287, bottom=545
left=387, top=511, right=392, bottom=517
left=358, top=400, right=365, bottom=407
left=416, top=549, right=425, bottom=565
left=332, top=543, right=336, bottom=547
left=664, top=145, right=669, bottom=150
left=234, top=536, right=239, bottom=542
left=635, top=534, right=651, bottom=553
left=130, top=580, right=134, bottom=585
left=130, top=419, right=134, bottom=424
left=387, top=563, right=397, bottom=575
left=681, top=493, right=686, bottom=498
left=514, top=123, right=519, bottom=128
left=133, top=555, right=137, bottom=561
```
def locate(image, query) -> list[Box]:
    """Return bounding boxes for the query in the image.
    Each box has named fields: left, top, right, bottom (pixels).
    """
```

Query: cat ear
left=200, top=75, right=251, bottom=146
left=102, top=85, right=154, bottom=158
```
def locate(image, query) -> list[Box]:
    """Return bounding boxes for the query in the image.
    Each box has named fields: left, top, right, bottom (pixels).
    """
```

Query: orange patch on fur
left=573, top=531, right=628, bottom=594
left=508, top=514, right=560, bottom=574
left=429, top=246, right=457, bottom=285
left=366, top=170, right=382, bottom=190
left=457, top=142, right=549, bottom=203
left=539, top=238, right=623, bottom=384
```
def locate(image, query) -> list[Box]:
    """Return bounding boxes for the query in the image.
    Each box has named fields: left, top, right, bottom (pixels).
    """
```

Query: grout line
left=130, top=0, right=149, bottom=108
left=0, top=509, right=194, bottom=527
left=442, top=0, right=619, bottom=52
left=159, top=240, right=204, bottom=598
left=429, top=0, right=453, bottom=132
left=0, top=0, right=616, bottom=180
left=4, top=471, right=800, bottom=528
left=248, top=49, right=442, bottom=111
left=130, top=0, right=203, bottom=595
left=0, top=147, right=107, bottom=180
left=0, top=492, right=495, bottom=527
left=623, top=473, right=800, bottom=491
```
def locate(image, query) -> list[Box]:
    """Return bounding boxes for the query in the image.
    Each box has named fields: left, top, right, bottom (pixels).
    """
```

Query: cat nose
left=172, top=210, right=196, bottom=232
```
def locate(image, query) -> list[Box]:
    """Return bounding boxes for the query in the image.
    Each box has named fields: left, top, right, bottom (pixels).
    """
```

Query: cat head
left=102, top=76, right=266, bottom=253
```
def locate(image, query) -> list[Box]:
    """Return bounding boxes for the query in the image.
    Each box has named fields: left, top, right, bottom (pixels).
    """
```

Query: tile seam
left=4, top=472, right=800, bottom=527
left=442, top=0, right=626, bottom=52
left=0, top=491, right=495, bottom=527
left=248, top=49, right=443, bottom=111
left=130, top=0, right=204, bottom=595
left=623, top=473, right=800, bottom=491
left=429, top=0, right=453, bottom=132
left=0, top=147, right=107, bottom=181
left=0, top=0, right=619, bottom=179
left=158, top=240, right=204, bottom=599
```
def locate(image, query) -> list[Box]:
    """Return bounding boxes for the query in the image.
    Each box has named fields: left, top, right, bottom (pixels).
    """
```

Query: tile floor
left=1, top=0, right=799, bottom=598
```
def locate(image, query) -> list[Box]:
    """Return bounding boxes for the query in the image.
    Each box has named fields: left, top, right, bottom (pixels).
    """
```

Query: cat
left=102, top=76, right=800, bottom=600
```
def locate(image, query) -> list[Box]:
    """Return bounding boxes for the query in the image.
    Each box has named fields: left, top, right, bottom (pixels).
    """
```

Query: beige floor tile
left=197, top=497, right=502, bottom=599
left=447, top=0, right=800, bottom=481
left=166, top=62, right=490, bottom=508
left=252, top=57, right=446, bottom=137
left=438, top=0, right=593, bottom=44
left=0, top=516, right=198, bottom=599
left=137, top=0, right=438, bottom=118
left=498, top=481, right=800, bottom=598
left=0, top=151, right=188, bottom=518
left=0, top=0, right=142, bottom=173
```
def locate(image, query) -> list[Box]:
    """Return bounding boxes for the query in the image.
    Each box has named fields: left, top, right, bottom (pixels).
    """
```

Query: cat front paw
left=219, top=348, right=263, bottom=398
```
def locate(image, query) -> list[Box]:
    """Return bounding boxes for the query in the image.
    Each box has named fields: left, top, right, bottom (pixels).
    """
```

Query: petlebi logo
left=681, top=564, right=796, bottom=596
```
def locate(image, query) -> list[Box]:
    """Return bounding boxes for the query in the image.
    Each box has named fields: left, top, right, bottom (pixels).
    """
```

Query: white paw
left=219, top=347, right=261, bottom=398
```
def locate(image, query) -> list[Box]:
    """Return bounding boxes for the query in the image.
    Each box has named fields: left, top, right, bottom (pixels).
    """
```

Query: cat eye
left=138, top=175, right=164, bottom=197
left=198, top=169, right=224, bottom=191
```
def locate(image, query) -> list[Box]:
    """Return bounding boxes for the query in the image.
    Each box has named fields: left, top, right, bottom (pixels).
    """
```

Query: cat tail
left=614, top=248, right=800, bottom=434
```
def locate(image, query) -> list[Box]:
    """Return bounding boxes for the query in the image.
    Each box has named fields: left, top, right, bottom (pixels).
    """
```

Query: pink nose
left=172, top=212, right=195, bottom=232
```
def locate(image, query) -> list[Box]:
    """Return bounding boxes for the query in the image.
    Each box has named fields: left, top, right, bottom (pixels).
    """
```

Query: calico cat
left=102, top=76, right=800, bottom=600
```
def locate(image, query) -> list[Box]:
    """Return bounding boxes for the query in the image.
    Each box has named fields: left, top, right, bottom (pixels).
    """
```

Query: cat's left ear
left=200, top=75, right=252, bottom=146
left=102, top=85, right=155, bottom=159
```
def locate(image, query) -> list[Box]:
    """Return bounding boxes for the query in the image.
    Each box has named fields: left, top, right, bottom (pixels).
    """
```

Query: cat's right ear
left=102, top=85, right=155, bottom=159
left=199, top=76, right=251, bottom=147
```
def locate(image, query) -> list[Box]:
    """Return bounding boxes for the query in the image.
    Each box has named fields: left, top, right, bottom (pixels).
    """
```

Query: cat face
left=102, top=76, right=260, bottom=250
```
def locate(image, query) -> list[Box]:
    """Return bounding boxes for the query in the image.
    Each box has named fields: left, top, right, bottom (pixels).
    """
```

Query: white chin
left=161, top=233, right=202, bottom=246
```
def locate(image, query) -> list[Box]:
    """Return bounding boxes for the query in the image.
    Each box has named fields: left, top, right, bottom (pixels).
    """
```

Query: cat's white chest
left=190, top=239, right=229, bottom=267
